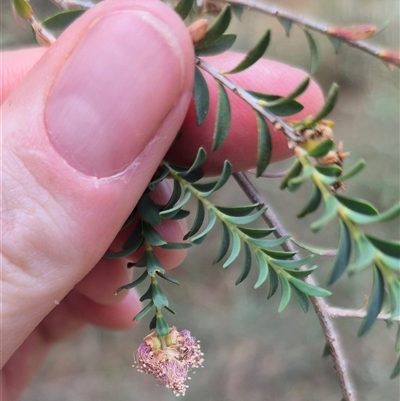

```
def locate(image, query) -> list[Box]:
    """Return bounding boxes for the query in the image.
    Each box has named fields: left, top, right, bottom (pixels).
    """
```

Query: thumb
left=1, top=0, right=193, bottom=364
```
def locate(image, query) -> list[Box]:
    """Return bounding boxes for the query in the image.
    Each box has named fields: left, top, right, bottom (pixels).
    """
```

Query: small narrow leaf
left=137, top=195, right=161, bottom=226
left=41, top=9, right=85, bottom=30
left=366, top=235, right=400, bottom=258
left=156, top=272, right=180, bottom=286
left=152, top=282, right=169, bottom=309
left=159, top=242, right=192, bottom=250
left=328, top=220, right=352, bottom=285
left=198, top=160, right=233, bottom=196
left=287, top=266, right=318, bottom=279
left=347, top=202, right=400, bottom=225
left=278, top=274, right=292, bottom=312
left=191, top=209, right=217, bottom=244
left=146, top=251, right=165, bottom=277
left=358, top=267, right=385, bottom=336
left=13, top=0, right=33, bottom=19
left=193, top=67, right=210, bottom=126
left=307, top=139, right=335, bottom=158
left=347, top=235, right=376, bottom=273
left=195, top=34, right=236, bottom=56
left=223, top=30, right=271, bottom=74
left=159, top=187, right=191, bottom=217
left=121, top=208, right=137, bottom=230
left=223, top=231, right=241, bottom=268
left=156, top=314, right=170, bottom=336
left=115, top=270, right=148, bottom=294
left=174, top=0, right=195, bottom=20
left=216, top=203, right=258, bottom=217
left=238, top=226, right=275, bottom=238
left=297, top=185, right=322, bottom=218
left=195, top=5, right=232, bottom=49
left=322, top=343, right=331, bottom=357
left=267, top=266, right=279, bottom=299
left=280, top=161, right=302, bottom=190
left=254, top=251, right=269, bottom=288
left=265, top=77, right=310, bottom=106
left=310, top=195, right=338, bottom=233
left=303, top=29, right=320, bottom=74
left=143, top=223, right=167, bottom=246
left=278, top=17, right=293, bottom=37
left=231, top=5, right=244, bottom=20
left=339, top=159, right=366, bottom=181
left=336, top=194, right=378, bottom=216
left=184, top=200, right=205, bottom=240
left=148, top=165, right=169, bottom=191
left=289, top=276, right=332, bottom=297
left=213, top=222, right=231, bottom=264
left=184, top=147, right=207, bottom=174
left=315, top=164, right=343, bottom=176
left=247, top=235, right=292, bottom=249
left=271, top=255, right=314, bottom=270
left=140, top=284, right=153, bottom=302
left=224, top=206, right=267, bottom=225
left=291, top=284, right=309, bottom=313
left=134, top=301, right=154, bottom=321
left=164, top=306, right=177, bottom=315
left=328, top=36, right=343, bottom=54
left=163, top=209, right=191, bottom=221
left=212, top=83, right=231, bottom=151
left=308, top=83, right=340, bottom=125
left=261, top=249, right=297, bottom=259
left=104, top=222, right=143, bottom=259
left=255, top=112, right=272, bottom=176
left=236, top=243, right=252, bottom=285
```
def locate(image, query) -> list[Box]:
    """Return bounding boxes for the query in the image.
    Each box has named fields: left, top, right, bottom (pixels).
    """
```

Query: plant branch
left=211, top=0, right=399, bottom=68
left=328, top=307, right=399, bottom=322
left=196, top=57, right=303, bottom=143
left=233, top=171, right=356, bottom=401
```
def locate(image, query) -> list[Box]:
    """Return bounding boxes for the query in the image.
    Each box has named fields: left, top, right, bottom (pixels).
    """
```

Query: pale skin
left=0, top=0, right=324, bottom=400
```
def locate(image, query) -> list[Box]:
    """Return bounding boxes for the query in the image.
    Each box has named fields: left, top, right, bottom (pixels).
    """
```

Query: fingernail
left=45, top=11, right=186, bottom=177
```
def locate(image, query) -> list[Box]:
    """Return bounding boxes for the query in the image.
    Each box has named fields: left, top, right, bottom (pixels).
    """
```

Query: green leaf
left=254, top=251, right=269, bottom=288
left=159, top=187, right=191, bottom=217
left=346, top=202, right=400, bottom=225
left=224, top=206, right=267, bottom=225
left=303, top=29, right=320, bottom=74
left=236, top=243, right=252, bottom=285
left=248, top=235, right=292, bottom=249
left=115, top=270, right=148, bottom=294
left=255, top=112, right=272, bottom=177
left=193, top=67, right=210, bottom=126
left=152, top=282, right=169, bottom=309
left=197, top=160, right=233, bottom=196
left=41, top=9, right=85, bottom=30
left=121, top=208, right=137, bottom=230
left=365, top=236, right=400, bottom=258
left=149, top=314, right=156, bottom=330
left=264, top=77, right=310, bottom=107
left=328, top=220, right=352, bottom=285
left=213, top=222, right=231, bottom=264
left=133, top=253, right=147, bottom=268
left=287, top=266, right=318, bottom=279
left=156, top=272, right=180, bottom=286
left=308, top=83, right=340, bottom=125
left=104, top=222, right=143, bottom=259
left=348, top=234, right=376, bottom=273
left=191, top=209, right=217, bottom=244
left=223, top=30, right=271, bottom=74
left=134, top=301, right=154, bottom=321
left=146, top=251, right=165, bottom=277
left=156, top=313, right=170, bottom=336
left=163, top=209, right=191, bottom=220
left=388, top=280, right=400, bottom=319
left=231, top=4, right=244, bottom=20
left=307, top=139, right=335, bottom=158
left=297, top=185, right=322, bottom=218
left=381, top=254, right=400, bottom=271
left=291, top=284, right=309, bottom=313
left=267, top=266, right=279, bottom=299
left=238, top=226, right=275, bottom=238
left=195, top=5, right=231, bottom=49
left=174, top=0, right=194, bottom=20
left=278, top=17, right=293, bottom=37
left=143, top=223, right=167, bottom=246
left=163, top=181, right=181, bottom=211
left=289, top=276, right=332, bottom=297
left=223, top=231, right=241, bottom=268
left=137, top=195, right=161, bottom=225
left=148, top=165, right=169, bottom=191
left=278, top=274, right=292, bottom=312
left=184, top=147, right=207, bottom=174
left=339, top=159, right=366, bottom=182
left=261, top=249, right=298, bottom=259
left=396, top=324, right=400, bottom=351
left=164, top=306, right=177, bottom=315
left=140, top=284, right=153, bottom=302
left=195, top=34, right=236, bottom=56
left=271, top=255, right=314, bottom=270
left=13, top=0, right=33, bottom=19
left=249, top=91, right=304, bottom=116
left=315, top=164, right=343, bottom=177
left=216, top=203, right=258, bottom=217
left=310, top=195, right=338, bottom=233
left=280, top=161, right=302, bottom=190
left=287, top=164, right=314, bottom=190
left=390, top=357, right=400, bottom=380
left=159, top=242, right=192, bottom=250
left=184, top=200, right=205, bottom=240
left=358, top=266, right=385, bottom=336
left=336, top=194, right=378, bottom=216
left=328, top=36, right=343, bottom=54
left=322, top=343, right=331, bottom=358
left=212, top=83, right=231, bottom=151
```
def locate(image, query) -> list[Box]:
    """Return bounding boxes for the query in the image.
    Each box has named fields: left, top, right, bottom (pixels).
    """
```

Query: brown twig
left=210, top=0, right=399, bottom=68
left=233, top=171, right=356, bottom=401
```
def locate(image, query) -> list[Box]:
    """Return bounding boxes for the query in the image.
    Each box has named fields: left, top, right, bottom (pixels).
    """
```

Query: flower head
left=134, top=327, right=204, bottom=396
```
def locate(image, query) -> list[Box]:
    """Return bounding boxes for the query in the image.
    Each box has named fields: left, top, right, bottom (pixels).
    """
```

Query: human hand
left=0, top=0, right=323, bottom=399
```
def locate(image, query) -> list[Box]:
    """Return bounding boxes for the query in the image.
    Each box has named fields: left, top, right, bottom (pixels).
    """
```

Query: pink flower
left=134, top=327, right=204, bottom=396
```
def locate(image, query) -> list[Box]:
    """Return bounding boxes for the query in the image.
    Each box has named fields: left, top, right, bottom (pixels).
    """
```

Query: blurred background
left=2, top=0, right=399, bottom=400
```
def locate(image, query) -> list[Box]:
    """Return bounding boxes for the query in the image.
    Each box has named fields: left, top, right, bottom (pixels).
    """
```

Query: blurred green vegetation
left=2, top=0, right=399, bottom=400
